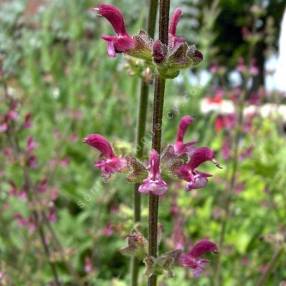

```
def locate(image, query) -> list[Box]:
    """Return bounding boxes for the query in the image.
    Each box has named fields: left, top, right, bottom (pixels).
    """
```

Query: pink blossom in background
left=102, top=223, right=113, bottom=237
left=84, top=257, right=93, bottom=273
left=0, top=123, right=8, bottom=133
left=23, top=113, right=32, bottom=129
left=26, top=136, right=38, bottom=153
left=179, top=239, right=218, bottom=277
left=171, top=218, right=186, bottom=250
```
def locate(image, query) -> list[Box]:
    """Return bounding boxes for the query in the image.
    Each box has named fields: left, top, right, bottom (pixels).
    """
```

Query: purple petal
left=95, top=4, right=127, bottom=35
left=189, top=239, right=218, bottom=258
left=102, top=36, right=116, bottom=57
left=169, top=8, right=183, bottom=36
left=185, top=172, right=212, bottom=191
left=83, top=134, right=115, bottom=158
left=102, top=34, right=135, bottom=55
left=176, top=115, right=193, bottom=143
left=188, top=147, right=215, bottom=170
left=179, top=254, right=208, bottom=277
left=138, top=177, right=168, bottom=196
left=149, top=149, right=160, bottom=180
left=95, top=157, right=127, bottom=179
left=175, top=165, right=193, bottom=181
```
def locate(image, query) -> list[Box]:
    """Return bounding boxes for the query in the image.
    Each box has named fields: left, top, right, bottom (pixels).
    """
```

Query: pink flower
left=168, top=8, right=185, bottom=48
left=179, top=239, right=218, bottom=277
left=27, top=154, right=38, bottom=169
left=237, top=57, right=247, bottom=73
left=138, top=149, right=168, bottom=196
left=173, top=115, right=196, bottom=156
left=222, top=138, right=232, bottom=160
left=23, top=113, right=32, bottom=129
left=83, top=134, right=127, bottom=179
left=14, top=213, right=36, bottom=233
left=47, top=208, right=57, bottom=223
left=37, top=178, right=48, bottom=193
left=171, top=218, right=186, bottom=250
left=102, top=223, right=113, bottom=237
left=84, top=257, right=93, bottom=273
left=214, top=114, right=236, bottom=132
left=0, top=122, right=8, bottom=133
left=26, top=136, right=38, bottom=153
left=93, top=4, right=135, bottom=57
left=250, top=59, right=259, bottom=76
left=176, top=147, right=219, bottom=191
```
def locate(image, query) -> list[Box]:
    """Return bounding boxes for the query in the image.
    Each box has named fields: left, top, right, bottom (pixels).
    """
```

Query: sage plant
left=86, top=2, right=220, bottom=285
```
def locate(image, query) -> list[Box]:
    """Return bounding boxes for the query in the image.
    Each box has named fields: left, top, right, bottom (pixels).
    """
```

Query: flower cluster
left=84, top=115, right=220, bottom=195
left=92, top=4, right=203, bottom=78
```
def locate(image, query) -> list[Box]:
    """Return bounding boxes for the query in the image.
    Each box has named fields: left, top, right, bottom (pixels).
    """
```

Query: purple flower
left=83, top=134, right=127, bottom=179
left=171, top=218, right=186, bottom=250
left=176, top=147, right=220, bottom=191
left=173, top=115, right=196, bottom=156
left=23, top=113, right=32, bottom=129
left=93, top=4, right=135, bottom=57
left=26, top=136, right=38, bottom=153
left=47, top=208, right=57, bottom=223
left=169, top=8, right=185, bottom=48
left=84, top=257, right=93, bottom=273
left=0, top=122, right=8, bottom=133
left=138, top=149, right=168, bottom=196
left=179, top=239, right=218, bottom=277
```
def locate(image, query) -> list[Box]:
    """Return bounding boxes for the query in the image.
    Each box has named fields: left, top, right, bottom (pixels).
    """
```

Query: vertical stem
left=255, top=247, right=283, bottom=286
left=148, top=1, right=170, bottom=286
left=131, top=1, right=158, bottom=285
left=35, top=212, right=61, bottom=286
left=213, top=91, right=245, bottom=286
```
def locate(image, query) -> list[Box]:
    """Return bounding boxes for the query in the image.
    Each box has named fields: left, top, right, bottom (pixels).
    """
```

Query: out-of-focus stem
left=214, top=90, right=246, bottom=286
left=214, top=12, right=260, bottom=284
left=148, top=1, right=170, bottom=286
left=131, top=1, right=158, bottom=285
left=255, top=247, right=284, bottom=286
left=35, top=212, right=61, bottom=286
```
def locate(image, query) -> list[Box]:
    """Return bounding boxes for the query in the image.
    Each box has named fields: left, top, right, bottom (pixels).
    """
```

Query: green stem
left=131, top=1, right=158, bottom=285
left=148, top=1, right=170, bottom=286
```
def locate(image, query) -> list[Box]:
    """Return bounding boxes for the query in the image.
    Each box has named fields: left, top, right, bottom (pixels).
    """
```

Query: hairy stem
left=131, top=1, right=158, bottom=285
left=148, top=1, right=170, bottom=286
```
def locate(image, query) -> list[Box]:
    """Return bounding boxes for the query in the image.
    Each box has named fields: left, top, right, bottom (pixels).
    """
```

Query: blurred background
left=0, top=0, right=286, bottom=285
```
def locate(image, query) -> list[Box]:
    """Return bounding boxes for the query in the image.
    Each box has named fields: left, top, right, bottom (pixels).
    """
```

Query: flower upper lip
left=95, top=4, right=128, bottom=35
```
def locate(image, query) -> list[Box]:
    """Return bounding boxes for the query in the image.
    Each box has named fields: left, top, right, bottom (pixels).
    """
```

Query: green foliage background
left=0, top=0, right=285, bottom=285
